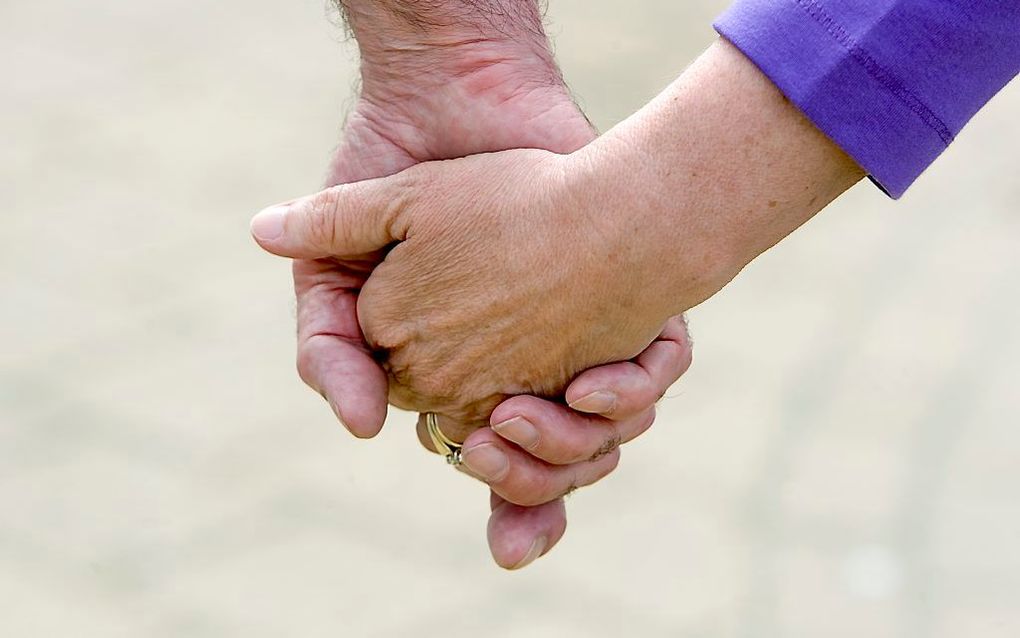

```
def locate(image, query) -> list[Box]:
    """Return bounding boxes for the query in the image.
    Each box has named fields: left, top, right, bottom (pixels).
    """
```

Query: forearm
left=583, top=39, right=864, bottom=317
left=337, top=0, right=560, bottom=92
left=338, top=0, right=547, bottom=46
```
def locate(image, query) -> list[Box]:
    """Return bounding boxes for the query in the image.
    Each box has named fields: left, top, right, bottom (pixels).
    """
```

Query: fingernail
left=250, top=204, right=288, bottom=241
left=461, top=443, right=510, bottom=482
left=569, top=391, right=617, bottom=415
left=511, top=536, right=548, bottom=570
left=492, top=416, right=539, bottom=450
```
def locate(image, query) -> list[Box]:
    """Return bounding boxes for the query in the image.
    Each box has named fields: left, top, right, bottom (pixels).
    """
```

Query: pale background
left=2, top=1, right=1018, bottom=636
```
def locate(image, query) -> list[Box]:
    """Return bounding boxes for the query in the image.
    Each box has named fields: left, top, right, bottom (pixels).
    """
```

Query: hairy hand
left=285, top=28, right=695, bottom=569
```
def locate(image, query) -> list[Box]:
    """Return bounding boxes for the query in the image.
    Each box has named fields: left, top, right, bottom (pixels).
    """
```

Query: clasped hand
left=249, top=37, right=694, bottom=569
left=253, top=147, right=693, bottom=567
left=249, top=11, right=864, bottom=567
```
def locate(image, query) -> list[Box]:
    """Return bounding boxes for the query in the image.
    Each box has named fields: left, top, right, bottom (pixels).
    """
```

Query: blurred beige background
left=2, top=1, right=1018, bottom=636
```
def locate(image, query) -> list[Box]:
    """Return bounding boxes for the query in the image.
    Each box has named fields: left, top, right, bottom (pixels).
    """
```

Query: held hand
left=467, top=315, right=692, bottom=569
left=287, top=33, right=698, bottom=569
left=296, top=40, right=597, bottom=439
left=301, top=237, right=692, bottom=570
left=421, top=315, right=692, bottom=505
left=254, top=149, right=679, bottom=436
left=263, top=145, right=697, bottom=569
left=283, top=36, right=862, bottom=569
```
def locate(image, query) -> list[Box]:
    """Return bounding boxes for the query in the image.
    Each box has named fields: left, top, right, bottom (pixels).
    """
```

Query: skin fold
left=289, top=0, right=694, bottom=569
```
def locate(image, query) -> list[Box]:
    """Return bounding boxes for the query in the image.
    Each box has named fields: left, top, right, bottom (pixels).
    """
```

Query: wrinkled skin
left=261, top=36, right=864, bottom=570
left=284, top=46, right=693, bottom=569
left=350, top=150, right=674, bottom=434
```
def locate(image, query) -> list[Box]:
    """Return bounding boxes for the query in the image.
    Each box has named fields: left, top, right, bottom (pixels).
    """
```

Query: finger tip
left=564, top=378, right=608, bottom=409
left=250, top=204, right=288, bottom=244
left=334, top=402, right=387, bottom=440
left=488, top=523, right=546, bottom=570
left=489, top=395, right=537, bottom=428
left=348, top=425, right=383, bottom=440
left=487, top=500, right=566, bottom=570
left=340, top=420, right=380, bottom=440
left=567, top=391, right=617, bottom=416
left=500, top=536, right=549, bottom=571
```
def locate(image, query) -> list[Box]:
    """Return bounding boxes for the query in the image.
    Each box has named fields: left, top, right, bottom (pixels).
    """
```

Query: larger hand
left=294, top=31, right=692, bottom=567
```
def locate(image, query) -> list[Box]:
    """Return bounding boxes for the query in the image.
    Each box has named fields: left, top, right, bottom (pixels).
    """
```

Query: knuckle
left=506, top=471, right=556, bottom=508
left=382, top=358, right=412, bottom=393
left=408, top=365, right=458, bottom=402
left=379, top=170, right=420, bottom=237
left=357, top=277, right=413, bottom=351
left=382, top=352, right=462, bottom=407
left=304, top=189, right=342, bottom=250
left=363, top=318, right=409, bottom=353
left=388, top=168, right=420, bottom=199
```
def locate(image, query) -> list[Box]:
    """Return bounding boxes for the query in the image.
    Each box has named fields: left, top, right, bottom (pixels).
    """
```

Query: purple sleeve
left=714, top=0, right=1020, bottom=198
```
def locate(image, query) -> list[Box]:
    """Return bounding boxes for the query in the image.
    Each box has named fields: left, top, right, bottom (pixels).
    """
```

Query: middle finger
left=490, top=395, right=657, bottom=465
left=458, top=428, right=621, bottom=507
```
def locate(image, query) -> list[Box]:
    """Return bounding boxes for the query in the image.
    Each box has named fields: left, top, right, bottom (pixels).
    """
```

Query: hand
left=292, top=42, right=594, bottom=438
left=291, top=35, right=694, bottom=568
left=258, top=147, right=692, bottom=428
left=464, top=315, right=693, bottom=505
left=471, top=314, right=692, bottom=568
left=258, top=40, right=862, bottom=569
left=259, top=147, right=702, bottom=565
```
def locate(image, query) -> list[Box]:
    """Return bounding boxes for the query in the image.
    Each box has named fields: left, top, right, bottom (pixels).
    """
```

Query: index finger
left=565, top=315, right=692, bottom=419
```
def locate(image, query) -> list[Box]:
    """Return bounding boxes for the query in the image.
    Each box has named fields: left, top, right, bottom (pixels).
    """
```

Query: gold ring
left=426, top=412, right=463, bottom=466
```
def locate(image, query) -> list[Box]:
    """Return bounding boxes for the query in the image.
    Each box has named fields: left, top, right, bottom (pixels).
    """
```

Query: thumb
left=250, top=177, right=413, bottom=259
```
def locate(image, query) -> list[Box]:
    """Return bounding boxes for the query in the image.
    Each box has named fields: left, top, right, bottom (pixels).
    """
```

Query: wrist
left=342, top=1, right=558, bottom=94
left=330, top=0, right=591, bottom=183
left=360, top=38, right=561, bottom=105
left=574, top=39, right=864, bottom=317
left=358, top=35, right=562, bottom=106
left=333, top=40, right=591, bottom=179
